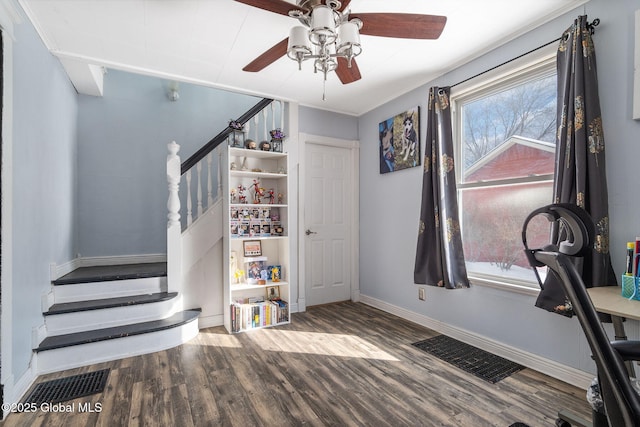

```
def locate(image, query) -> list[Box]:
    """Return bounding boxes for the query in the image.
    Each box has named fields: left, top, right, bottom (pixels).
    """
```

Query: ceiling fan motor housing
left=298, top=0, right=341, bottom=10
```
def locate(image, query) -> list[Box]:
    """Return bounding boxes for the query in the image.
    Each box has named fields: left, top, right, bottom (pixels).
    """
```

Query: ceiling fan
left=236, top=0, right=447, bottom=85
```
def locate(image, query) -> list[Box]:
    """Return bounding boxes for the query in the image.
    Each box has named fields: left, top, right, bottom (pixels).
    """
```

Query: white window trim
left=450, top=43, right=557, bottom=292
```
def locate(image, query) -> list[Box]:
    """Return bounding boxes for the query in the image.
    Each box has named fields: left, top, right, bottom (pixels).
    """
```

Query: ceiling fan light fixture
left=336, top=20, right=361, bottom=62
left=309, top=5, right=337, bottom=46
left=239, top=0, right=448, bottom=91
left=287, top=26, right=312, bottom=69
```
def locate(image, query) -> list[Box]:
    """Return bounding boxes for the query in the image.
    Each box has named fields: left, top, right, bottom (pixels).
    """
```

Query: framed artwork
left=245, top=259, right=266, bottom=280
left=243, top=240, right=262, bottom=257
left=379, top=106, right=421, bottom=174
left=266, top=285, right=280, bottom=300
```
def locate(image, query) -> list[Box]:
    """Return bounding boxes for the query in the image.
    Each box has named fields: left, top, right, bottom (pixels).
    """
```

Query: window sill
left=468, top=275, right=541, bottom=297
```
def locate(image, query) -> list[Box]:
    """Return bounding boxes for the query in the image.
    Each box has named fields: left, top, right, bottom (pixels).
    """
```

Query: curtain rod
left=450, top=17, right=600, bottom=89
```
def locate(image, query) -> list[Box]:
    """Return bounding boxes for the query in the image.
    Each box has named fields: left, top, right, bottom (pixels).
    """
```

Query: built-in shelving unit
left=222, top=146, right=290, bottom=333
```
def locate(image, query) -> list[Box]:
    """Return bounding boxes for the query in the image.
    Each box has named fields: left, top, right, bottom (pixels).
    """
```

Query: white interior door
left=304, top=141, right=354, bottom=306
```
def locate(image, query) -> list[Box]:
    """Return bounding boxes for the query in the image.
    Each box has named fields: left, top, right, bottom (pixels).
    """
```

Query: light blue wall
left=358, top=0, right=640, bottom=374
left=12, top=17, right=78, bottom=377
left=76, top=71, right=260, bottom=257
left=299, top=105, right=358, bottom=140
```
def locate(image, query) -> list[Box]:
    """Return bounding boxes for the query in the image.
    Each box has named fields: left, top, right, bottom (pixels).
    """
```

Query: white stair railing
left=166, top=100, right=286, bottom=291
left=169, top=99, right=285, bottom=231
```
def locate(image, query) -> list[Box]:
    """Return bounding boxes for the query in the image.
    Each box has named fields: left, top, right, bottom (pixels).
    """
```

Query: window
left=452, top=49, right=556, bottom=289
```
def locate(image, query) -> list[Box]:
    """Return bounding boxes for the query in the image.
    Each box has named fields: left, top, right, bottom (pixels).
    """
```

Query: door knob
left=305, top=229, right=317, bottom=236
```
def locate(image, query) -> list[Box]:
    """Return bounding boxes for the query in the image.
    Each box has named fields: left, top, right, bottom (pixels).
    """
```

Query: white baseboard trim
left=50, top=254, right=167, bottom=280
left=198, top=314, right=224, bottom=330
left=4, top=364, right=36, bottom=418
left=359, top=294, right=594, bottom=390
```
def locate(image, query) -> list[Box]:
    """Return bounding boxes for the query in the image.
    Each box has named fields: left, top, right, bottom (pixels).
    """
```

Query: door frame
left=0, top=0, right=19, bottom=415
left=298, top=133, right=359, bottom=312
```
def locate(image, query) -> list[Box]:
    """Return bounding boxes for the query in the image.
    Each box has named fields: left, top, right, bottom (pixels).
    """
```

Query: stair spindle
left=263, top=108, right=268, bottom=141
left=254, top=115, right=259, bottom=142
left=271, top=102, right=276, bottom=131
left=217, top=150, right=222, bottom=200
left=207, top=152, right=213, bottom=208
left=167, top=141, right=181, bottom=228
left=186, top=169, right=193, bottom=226
left=280, top=100, right=284, bottom=131
left=196, top=161, right=203, bottom=217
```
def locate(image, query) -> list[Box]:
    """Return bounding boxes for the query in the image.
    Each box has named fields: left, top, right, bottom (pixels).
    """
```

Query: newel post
left=167, top=141, right=182, bottom=295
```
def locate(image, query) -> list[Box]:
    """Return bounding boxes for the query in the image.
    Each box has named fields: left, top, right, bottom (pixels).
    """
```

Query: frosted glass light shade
left=287, top=26, right=312, bottom=61
left=309, top=5, right=337, bottom=45
left=337, top=21, right=361, bottom=57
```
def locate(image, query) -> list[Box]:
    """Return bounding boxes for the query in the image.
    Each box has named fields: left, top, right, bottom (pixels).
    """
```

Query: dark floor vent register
left=23, top=369, right=110, bottom=405
left=412, top=335, right=524, bottom=384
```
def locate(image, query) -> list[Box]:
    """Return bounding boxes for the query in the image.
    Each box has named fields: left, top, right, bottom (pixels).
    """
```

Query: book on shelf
left=230, top=300, right=289, bottom=332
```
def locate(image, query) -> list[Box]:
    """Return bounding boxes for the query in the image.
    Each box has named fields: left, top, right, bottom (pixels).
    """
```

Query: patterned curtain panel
left=535, top=16, right=617, bottom=316
left=414, top=87, right=470, bottom=289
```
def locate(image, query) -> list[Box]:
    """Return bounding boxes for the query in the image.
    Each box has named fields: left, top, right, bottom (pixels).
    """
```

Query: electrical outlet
left=418, top=287, right=426, bottom=301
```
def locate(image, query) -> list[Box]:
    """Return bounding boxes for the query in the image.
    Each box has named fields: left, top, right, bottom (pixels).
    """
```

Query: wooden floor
left=3, top=302, right=591, bottom=426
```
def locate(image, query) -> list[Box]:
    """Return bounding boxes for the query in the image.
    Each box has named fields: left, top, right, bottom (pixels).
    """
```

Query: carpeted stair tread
left=35, top=309, right=200, bottom=352
left=52, top=262, right=167, bottom=285
left=44, top=292, right=178, bottom=315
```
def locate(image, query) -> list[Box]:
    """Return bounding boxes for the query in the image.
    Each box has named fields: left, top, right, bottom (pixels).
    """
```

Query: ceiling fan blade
left=243, top=38, right=289, bottom=72
left=235, top=0, right=306, bottom=16
left=350, top=13, right=447, bottom=39
left=337, top=0, right=352, bottom=12
left=335, top=57, right=361, bottom=84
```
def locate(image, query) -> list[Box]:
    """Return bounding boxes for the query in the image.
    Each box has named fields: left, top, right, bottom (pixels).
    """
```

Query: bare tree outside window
left=462, top=76, right=556, bottom=171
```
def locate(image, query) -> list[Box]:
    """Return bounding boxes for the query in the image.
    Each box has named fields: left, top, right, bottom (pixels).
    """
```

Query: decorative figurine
left=233, top=269, right=244, bottom=284
left=259, top=140, right=271, bottom=151
left=277, top=193, right=284, bottom=204
left=230, top=161, right=237, bottom=170
left=245, top=139, right=257, bottom=150
left=237, top=185, right=247, bottom=204
left=241, top=156, right=248, bottom=171
left=252, top=179, right=265, bottom=204
left=266, top=189, right=275, bottom=204
left=230, top=188, right=237, bottom=203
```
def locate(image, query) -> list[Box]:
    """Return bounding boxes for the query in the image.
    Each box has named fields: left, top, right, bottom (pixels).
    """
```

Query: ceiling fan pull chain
left=323, top=78, right=327, bottom=101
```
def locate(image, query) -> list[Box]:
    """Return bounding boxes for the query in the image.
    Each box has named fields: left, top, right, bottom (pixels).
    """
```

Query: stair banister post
left=167, top=141, right=183, bottom=295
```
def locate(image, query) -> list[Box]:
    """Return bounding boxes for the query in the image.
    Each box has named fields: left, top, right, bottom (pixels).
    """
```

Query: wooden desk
left=587, top=286, right=640, bottom=321
left=587, top=286, right=639, bottom=374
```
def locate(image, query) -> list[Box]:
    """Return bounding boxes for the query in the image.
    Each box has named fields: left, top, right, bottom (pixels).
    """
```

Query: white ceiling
left=19, top=0, right=585, bottom=116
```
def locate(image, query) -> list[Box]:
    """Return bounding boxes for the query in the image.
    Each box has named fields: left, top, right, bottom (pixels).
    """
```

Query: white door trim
left=1, top=0, right=21, bottom=412
left=298, top=133, right=359, bottom=312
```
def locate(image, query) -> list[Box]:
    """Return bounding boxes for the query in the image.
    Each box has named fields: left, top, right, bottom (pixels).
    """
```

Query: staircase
left=32, top=98, right=286, bottom=374
left=34, top=263, right=200, bottom=374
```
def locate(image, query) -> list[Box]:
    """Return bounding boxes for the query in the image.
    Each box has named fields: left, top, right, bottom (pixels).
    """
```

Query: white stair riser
left=44, top=296, right=182, bottom=335
left=35, top=320, right=199, bottom=374
left=52, top=277, right=166, bottom=304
